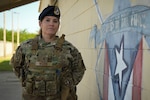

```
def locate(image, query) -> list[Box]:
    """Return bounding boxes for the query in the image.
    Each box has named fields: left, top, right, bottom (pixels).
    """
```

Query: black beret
left=39, top=5, right=60, bottom=21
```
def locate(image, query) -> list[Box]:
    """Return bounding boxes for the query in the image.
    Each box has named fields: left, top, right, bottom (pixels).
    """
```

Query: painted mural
left=90, top=0, right=150, bottom=100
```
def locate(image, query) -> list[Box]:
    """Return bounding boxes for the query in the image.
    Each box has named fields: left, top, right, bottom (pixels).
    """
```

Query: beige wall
left=39, top=0, right=150, bottom=100
left=39, top=0, right=52, bottom=12
left=58, top=1, right=102, bottom=99
left=57, top=0, right=114, bottom=99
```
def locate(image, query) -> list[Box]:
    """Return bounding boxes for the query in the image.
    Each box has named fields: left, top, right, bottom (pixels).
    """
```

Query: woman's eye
left=45, top=18, right=58, bottom=23
left=53, top=20, right=58, bottom=23
left=46, top=19, right=50, bottom=22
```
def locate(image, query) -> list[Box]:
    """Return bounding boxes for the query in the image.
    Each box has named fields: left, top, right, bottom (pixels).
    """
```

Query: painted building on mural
left=39, top=0, right=150, bottom=100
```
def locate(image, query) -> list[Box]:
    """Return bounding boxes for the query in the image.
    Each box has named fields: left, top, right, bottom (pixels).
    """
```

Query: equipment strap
left=55, top=34, right=65, bottom=51
left=31, top=36, right=39, bottom=50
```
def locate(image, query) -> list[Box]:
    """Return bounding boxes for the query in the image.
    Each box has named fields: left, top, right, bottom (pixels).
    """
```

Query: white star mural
left=115, top=42, right=127, bottom=87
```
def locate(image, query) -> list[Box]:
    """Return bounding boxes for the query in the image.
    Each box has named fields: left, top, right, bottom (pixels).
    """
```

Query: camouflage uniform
left=10, top=34, right=86, bottom=100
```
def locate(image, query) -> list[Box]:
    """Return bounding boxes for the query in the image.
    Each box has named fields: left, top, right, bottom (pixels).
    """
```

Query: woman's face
left=39, top=16, right=59, bottom=36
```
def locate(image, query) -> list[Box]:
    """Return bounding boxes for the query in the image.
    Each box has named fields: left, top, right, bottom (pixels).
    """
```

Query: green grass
left=0, top=56, right=13, bottom=71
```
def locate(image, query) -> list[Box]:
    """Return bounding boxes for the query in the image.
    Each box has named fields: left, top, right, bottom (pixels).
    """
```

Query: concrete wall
left=56, top=0, right=113, bottom=99
left=57, top=0, right=102, bottom=100
left=0, top=41, right=13, bottom=57
left=39, top=0, right=150, bottom=100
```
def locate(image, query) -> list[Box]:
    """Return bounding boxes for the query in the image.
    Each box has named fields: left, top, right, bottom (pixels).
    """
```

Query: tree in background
left=0, top=28, right=36, bottom=43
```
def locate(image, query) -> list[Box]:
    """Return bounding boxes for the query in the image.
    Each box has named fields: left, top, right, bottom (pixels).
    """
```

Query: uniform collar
left=37, top=35, right=59, bottom=47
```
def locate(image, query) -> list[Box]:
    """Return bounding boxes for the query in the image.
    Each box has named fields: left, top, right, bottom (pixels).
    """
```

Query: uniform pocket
left=46, top=81, right=57, bottom=95
left=25, top=81, right=33, bottom=94
left=34, top=80, right=45, bottom=96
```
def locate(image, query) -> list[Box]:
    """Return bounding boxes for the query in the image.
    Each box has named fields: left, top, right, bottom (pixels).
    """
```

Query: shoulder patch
left=19, top=39, right=35, bottom=50
left=21, top=39, right=33, bottom=45
left=63, top=40, right=76, bottom=51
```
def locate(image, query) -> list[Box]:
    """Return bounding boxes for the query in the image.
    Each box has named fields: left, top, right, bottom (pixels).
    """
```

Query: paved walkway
left=0, top=71, right=22, bottom=100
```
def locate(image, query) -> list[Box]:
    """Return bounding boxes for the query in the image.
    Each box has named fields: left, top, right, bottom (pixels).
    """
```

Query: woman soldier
left=10, top=5, right=86, bottom=100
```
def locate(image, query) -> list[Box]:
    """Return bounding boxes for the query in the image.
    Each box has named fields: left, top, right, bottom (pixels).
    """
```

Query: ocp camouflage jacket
left=10, top=34, right=86, bottom=100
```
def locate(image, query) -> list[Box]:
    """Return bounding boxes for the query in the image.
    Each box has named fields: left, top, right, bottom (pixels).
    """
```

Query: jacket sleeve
left=70, top=47, right=86, bottom=85
left=10, top=46, right=24, bottom=78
